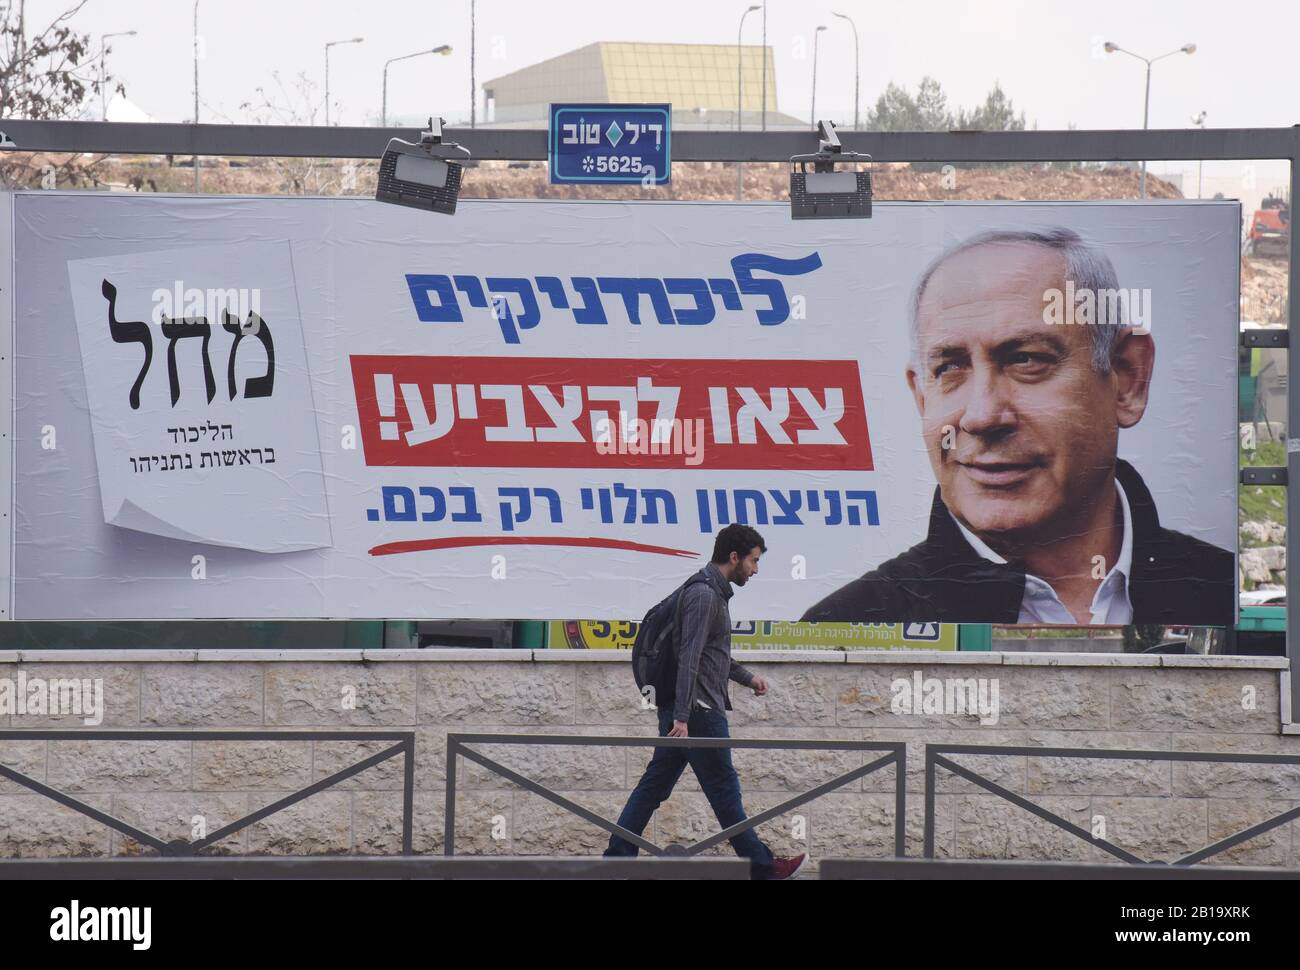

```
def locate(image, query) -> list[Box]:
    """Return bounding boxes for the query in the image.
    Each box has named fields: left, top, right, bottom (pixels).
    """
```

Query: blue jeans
left=604, top=703, right=775, bottom=869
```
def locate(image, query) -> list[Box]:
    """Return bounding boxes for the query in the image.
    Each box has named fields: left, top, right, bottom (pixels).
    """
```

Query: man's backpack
left=631, top=572, right=710, bottom=711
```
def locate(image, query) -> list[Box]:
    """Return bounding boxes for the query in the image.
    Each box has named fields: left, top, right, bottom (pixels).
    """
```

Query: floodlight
left=789, top=120, right=872, bottom=219
left=376, top=116, right=470, bottom=215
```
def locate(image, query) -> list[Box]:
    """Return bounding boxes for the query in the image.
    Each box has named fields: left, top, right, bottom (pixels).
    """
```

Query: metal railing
left=924, top=743, right=1300, bottom=865
left=444, top=732, right=905, bottom=858
left=0, top=730, right=415, bottom=855
left=6, top=731, right=1300, bottom=872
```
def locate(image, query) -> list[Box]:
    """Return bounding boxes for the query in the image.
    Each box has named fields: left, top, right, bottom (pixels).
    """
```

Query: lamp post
left=470, top=0, right=477, bottom=127
left=760, top=0, right=767, bottom=131
left=1192, top=110, right=1207, bottom=198
left=383, top=46, right=452, bottom=127
left=193, top=0, right=199, bottom=191
left=832, top=11, right=859, bottom=131
left=810, top=25, right=827, bottom=131
left=737, top=5, right=760, bottom=132
left=100, top=30, right=136, bottom=121
left=736, top=5, right=760, bottom=200
left=325, top=36, right=365, bottom=127
left=1103, top=40, right=1196, bottom=198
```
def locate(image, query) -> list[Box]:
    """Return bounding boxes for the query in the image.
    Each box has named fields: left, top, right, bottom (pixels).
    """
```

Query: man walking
left=604, top=524, right=808, bottom=879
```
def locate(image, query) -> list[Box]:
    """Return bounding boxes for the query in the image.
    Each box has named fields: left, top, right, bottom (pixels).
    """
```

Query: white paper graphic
left=66, top=242, right=331, bottom=552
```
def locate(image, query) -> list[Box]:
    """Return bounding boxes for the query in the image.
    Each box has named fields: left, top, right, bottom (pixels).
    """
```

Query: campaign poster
left=8, top=194, right=1238, bottom=624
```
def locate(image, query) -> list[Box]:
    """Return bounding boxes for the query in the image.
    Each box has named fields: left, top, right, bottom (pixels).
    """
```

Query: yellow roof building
left=483, top=41, right=803, bottom=128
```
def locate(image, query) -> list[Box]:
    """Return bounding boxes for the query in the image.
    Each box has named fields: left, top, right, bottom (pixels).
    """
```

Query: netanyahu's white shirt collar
left=950, top=479, right=1134, bottom=625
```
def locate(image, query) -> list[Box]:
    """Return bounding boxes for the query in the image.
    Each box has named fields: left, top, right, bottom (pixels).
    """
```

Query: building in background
left=482, top=41, right=804, bottom=129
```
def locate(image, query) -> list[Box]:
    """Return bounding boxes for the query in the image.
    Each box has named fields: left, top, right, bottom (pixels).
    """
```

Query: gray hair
left=910, top=227, right=1127, bottom=374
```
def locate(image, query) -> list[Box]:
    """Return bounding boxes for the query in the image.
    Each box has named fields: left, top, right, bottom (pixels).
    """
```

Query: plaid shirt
left=672, top=562, right=756, bottom=722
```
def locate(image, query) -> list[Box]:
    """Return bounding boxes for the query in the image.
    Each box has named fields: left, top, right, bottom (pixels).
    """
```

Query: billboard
left=5, top=194, right=1239, bottom=624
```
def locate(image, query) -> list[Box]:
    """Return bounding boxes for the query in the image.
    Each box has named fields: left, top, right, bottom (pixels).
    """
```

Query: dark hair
left=711, top=523, right=766, bottom=564
left=910, top=227, right=1126, bottom=374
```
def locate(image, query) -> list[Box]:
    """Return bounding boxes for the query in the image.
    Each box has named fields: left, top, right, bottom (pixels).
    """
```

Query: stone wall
left=0, top=649, right=1296, bottom=870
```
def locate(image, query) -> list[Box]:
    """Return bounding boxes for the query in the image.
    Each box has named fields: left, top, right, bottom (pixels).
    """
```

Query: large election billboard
left=6, top=193, right=1239, bottom=624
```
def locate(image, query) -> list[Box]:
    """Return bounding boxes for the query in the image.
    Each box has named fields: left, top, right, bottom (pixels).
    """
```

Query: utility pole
left=1192, top=110, right=1207, bottom=197
left=325, top=37, right=365, bottom=127
left=737, top=5, right=759, bottom=200
left=470, top=0, right=477, bottom=128
left=193, top=0, right=200, bottom=192
left=810, top=25, right=826, bottom=131
left=833, top=11, right=859, bottom=131
left=17, top=0, right=26, bottom=114
left=760, top=0, right=767, bottom=132
left=100, top=31, right=137, bottom=122
left=1103, top=41, right=1196, bottom=198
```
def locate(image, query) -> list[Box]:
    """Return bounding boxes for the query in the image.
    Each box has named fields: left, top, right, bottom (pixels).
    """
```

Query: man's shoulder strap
left=674, top=570, right=713, bottom=621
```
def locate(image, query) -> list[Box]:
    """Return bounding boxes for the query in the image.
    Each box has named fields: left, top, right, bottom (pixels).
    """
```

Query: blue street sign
left=549, top=103, right=671, bottom=186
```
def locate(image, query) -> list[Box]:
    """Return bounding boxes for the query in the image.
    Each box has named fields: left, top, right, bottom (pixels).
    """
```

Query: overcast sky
left=24, top=0, right=1299, bottom=189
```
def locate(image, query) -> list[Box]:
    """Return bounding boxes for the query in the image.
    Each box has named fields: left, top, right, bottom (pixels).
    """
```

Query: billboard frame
left=0, top=120, right=1292, bottom=710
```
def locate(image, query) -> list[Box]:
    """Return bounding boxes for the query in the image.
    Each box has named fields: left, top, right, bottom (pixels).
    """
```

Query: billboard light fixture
left=790, top=119, right=872, bottom=219
left=375, top=116, right=470, bottom=215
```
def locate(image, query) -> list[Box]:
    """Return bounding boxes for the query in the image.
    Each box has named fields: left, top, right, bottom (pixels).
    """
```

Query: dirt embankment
left=456, top=159, right=1184, bottom=202
left=48, top=153, right=1290, bottom=322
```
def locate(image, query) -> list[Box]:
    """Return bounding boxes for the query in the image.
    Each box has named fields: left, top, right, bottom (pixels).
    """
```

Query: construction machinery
left=1247, top=191, right=1290, bottom=257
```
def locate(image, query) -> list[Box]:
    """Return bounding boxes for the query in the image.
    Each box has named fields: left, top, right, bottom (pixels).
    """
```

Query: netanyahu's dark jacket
left=800, top=459, right=1234, bottom=626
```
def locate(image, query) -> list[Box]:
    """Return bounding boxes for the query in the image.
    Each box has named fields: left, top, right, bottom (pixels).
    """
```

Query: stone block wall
left=0, top=649, right=1296, bottom=870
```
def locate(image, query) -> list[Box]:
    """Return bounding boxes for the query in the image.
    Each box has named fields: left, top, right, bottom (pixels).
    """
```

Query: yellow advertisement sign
left=547, top=620, right=956, bottom=650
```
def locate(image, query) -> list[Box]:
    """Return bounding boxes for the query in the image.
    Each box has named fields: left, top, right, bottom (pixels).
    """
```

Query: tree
left=867, top=77, right=951, bottom=132
left=915, top=76, right=950, bottom=132
left=955, top=81, right=1026, bottom=132
left=0, top=0, right=121, bottom=188
left=869, top=77, right=1029, bottom=133
left=868, top=77, right=1030, bottom=171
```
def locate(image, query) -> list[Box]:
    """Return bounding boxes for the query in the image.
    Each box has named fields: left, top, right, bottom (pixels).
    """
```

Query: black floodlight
left=376, top=116, right=470, bottom=215
left=790, top=120, right=872, bottom=220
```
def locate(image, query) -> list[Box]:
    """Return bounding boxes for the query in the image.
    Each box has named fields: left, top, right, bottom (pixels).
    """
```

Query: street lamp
left=1103, top=40, right=1196, bottom=198
left=383, top=46, right=452, bottom=127
left=470, top=0, right=477, bottom=127
left=100, top=30, right=136, bottom=121
left=760, top=0, right=768, bottom=132
left=325, top=36, right=365, bottom=127
left=810, top=25, right=827, bottom=132
left=737, top=5, right=760, bottom=132
left=1191, top=110, right=1207, bottom=198
left=736, top=4, right=760, bottom=201
left=193, top=0, right=200, bottom=192
left=832, top=11, right=859, bottom=131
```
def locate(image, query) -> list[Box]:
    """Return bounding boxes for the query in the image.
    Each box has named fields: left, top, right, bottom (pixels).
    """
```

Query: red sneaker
left=762, top=853, right=809, bottom=880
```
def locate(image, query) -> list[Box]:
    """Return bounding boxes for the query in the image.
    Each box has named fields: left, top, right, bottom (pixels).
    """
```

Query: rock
left=1259, top=546, right=1286, bottom=572
left=1240, top=521, right=1270, bottom=545
left=1239, top=549, right=1273, bottom=584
